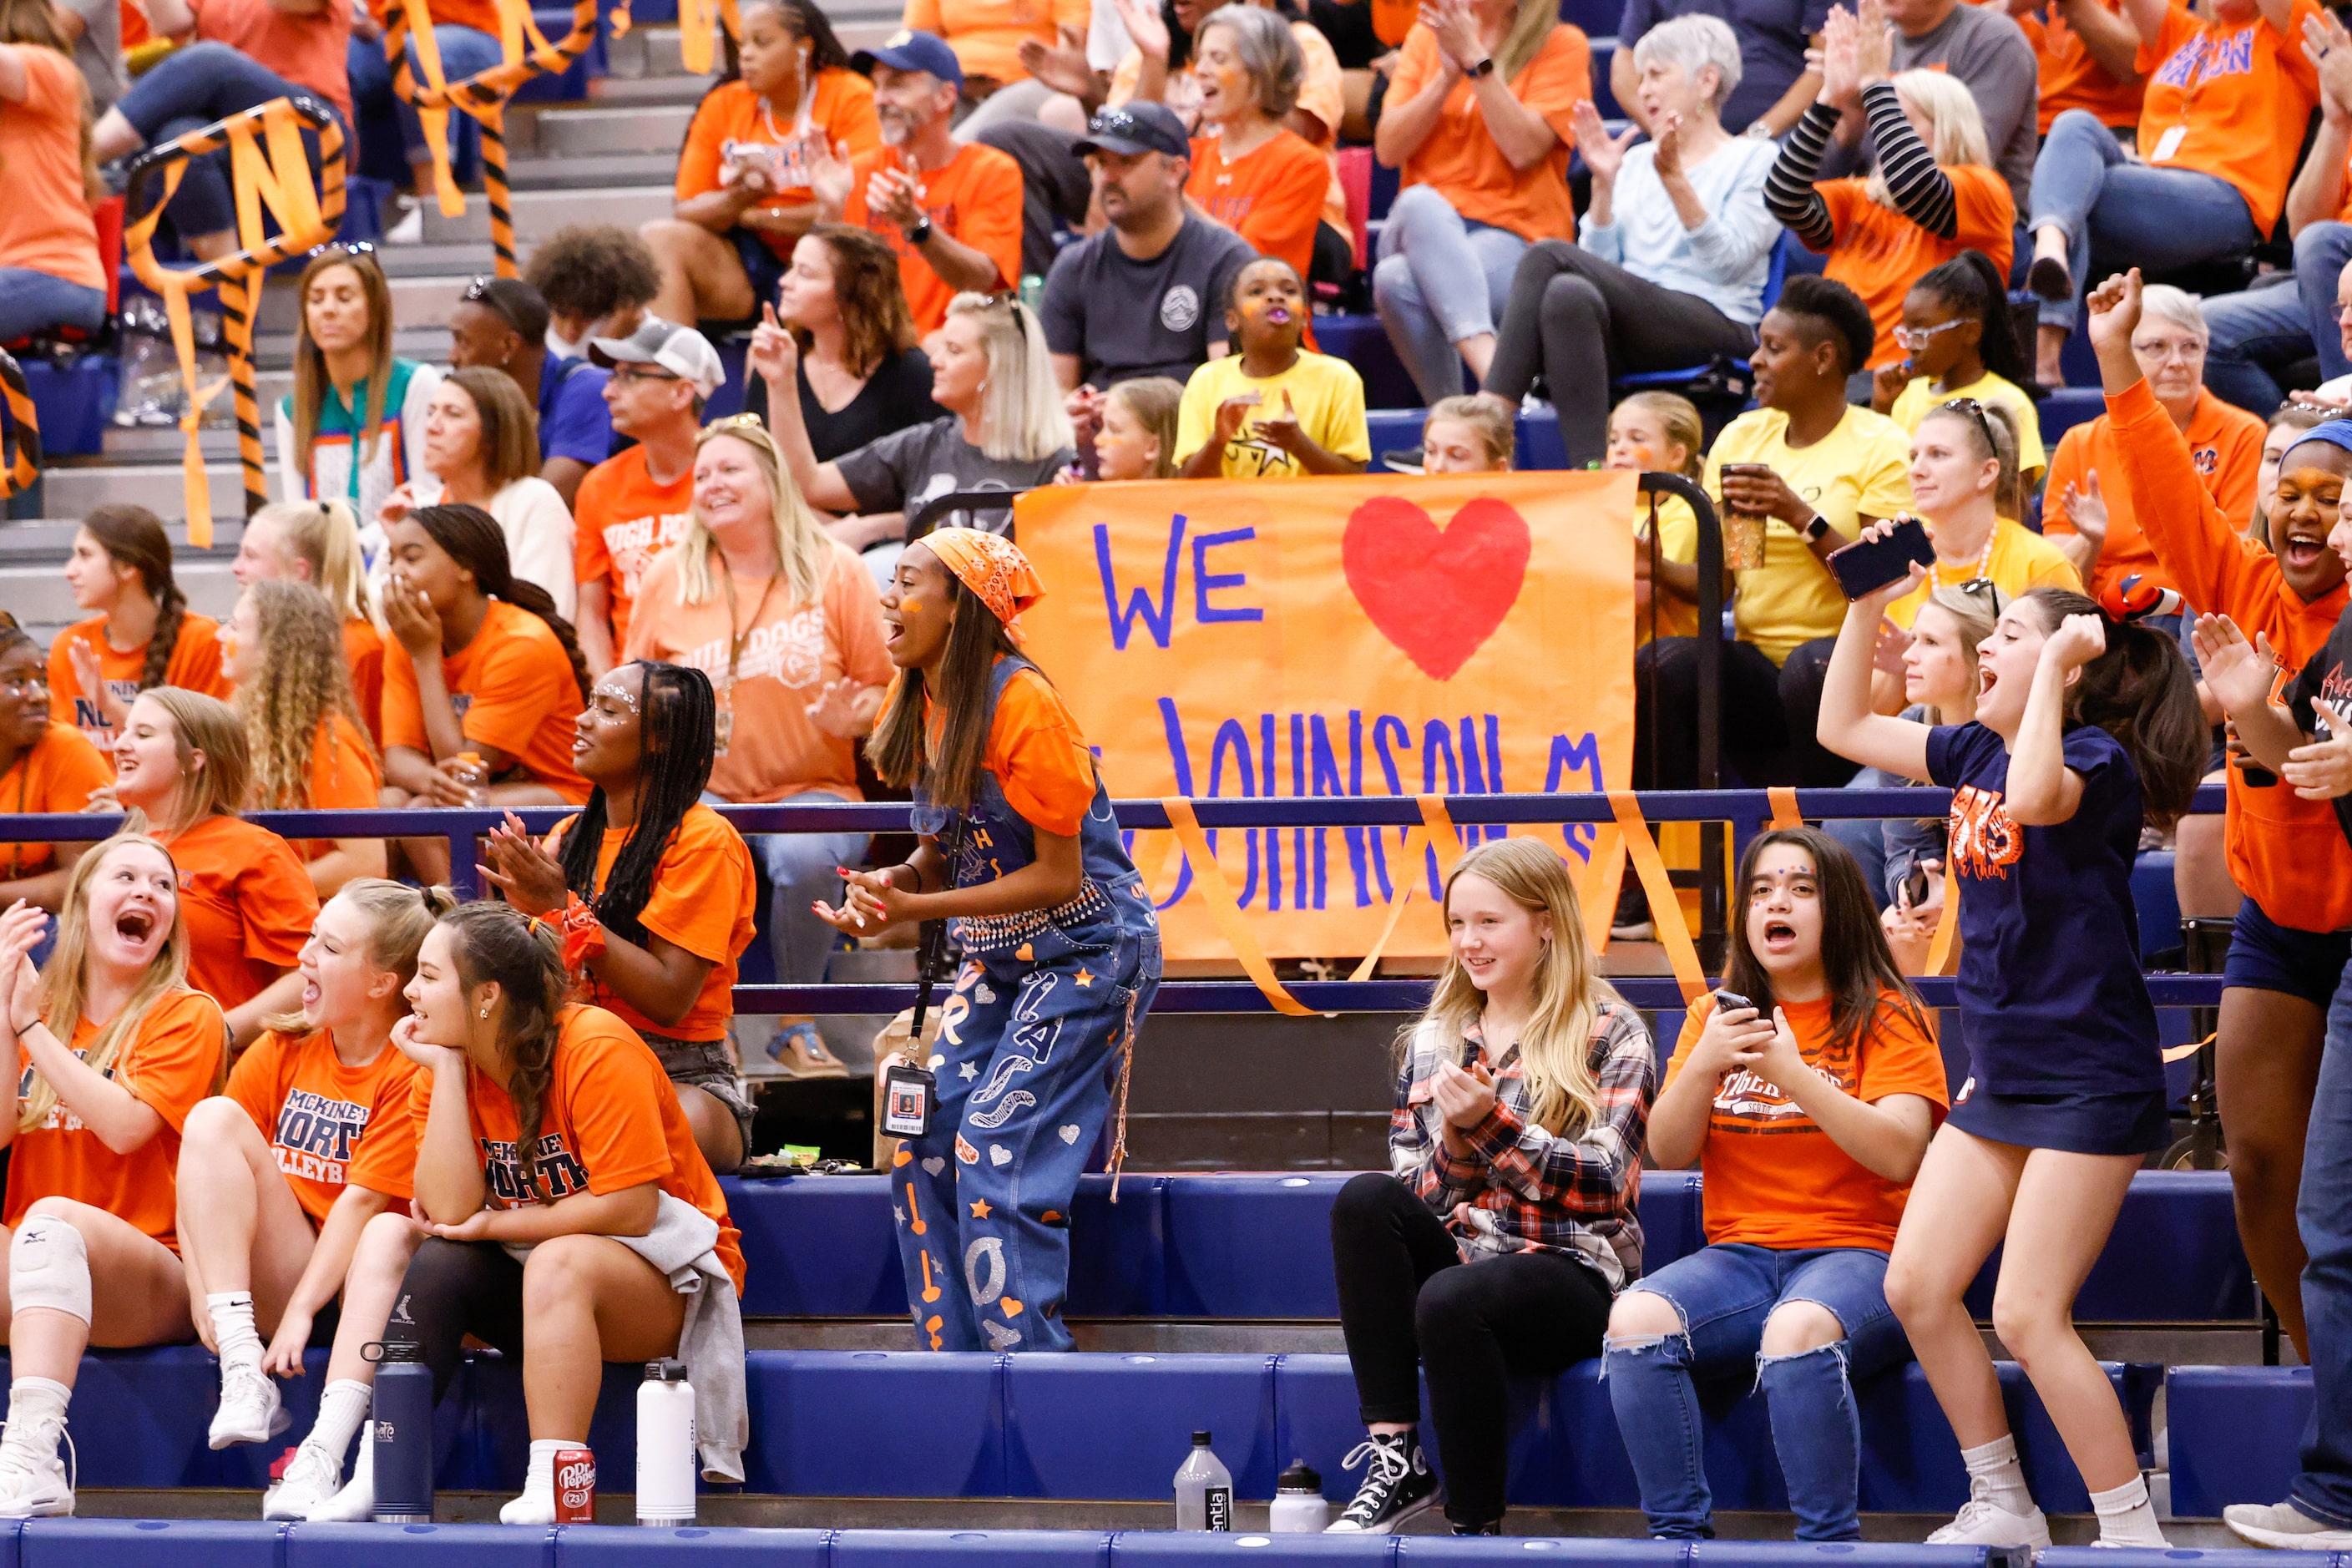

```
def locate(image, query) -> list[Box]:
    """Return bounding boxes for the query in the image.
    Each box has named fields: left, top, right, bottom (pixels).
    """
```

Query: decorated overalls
left=893, top=654, right=1162, bottom=1353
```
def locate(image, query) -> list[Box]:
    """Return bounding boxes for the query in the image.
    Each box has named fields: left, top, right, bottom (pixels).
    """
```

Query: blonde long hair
left=674, top=419, right=832, bottom=609
left=260, top=878, right=454, bottom=1036
left=1867, top=70, right=1989, bottom=209
left=138, top=689, right=253, bottom=836
left=20, top=832, right=195, bottom=1134
left=946, top=293, right=1075, bottom=463
left=234, top=581, right=377, bottom=812
left=1493, top=0, right=1560, bottom=83
left=249, top=499, right=375, bottom=624
left=1409, top=837, right=1619, bottom=1138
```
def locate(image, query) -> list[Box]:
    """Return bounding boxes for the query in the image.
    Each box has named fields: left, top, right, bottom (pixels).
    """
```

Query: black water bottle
left=366, top=1338, right=435, bottom=1524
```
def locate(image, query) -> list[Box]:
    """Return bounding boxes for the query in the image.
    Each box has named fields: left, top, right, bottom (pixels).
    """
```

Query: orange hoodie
left=2108, top=377, right=2352, bottom=933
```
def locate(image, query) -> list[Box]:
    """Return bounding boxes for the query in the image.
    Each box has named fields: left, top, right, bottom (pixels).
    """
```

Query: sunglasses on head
left=1939, top=396, right=1998, bottom=457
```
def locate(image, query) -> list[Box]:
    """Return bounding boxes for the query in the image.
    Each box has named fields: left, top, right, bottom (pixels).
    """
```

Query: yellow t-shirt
left=1703, top=406, right=1914, bottom=665
left=1638, top=492, right=1702, bottom=645
left=1886, top=371, right=2048, bottom=478
left=1176, top=350, right=1372, bottom=478
left=1884, top=517, right=2084, bottom=628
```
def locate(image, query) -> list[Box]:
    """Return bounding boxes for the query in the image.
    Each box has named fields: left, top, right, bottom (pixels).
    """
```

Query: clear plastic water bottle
left=452, top=751, right=488, bottom=807
left=1174, top=1429, right=1233, bottom=1530
left=1268, top=1459, right=1328, bottom=1533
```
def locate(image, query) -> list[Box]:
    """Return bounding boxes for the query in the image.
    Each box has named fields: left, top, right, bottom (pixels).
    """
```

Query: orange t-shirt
left=900, top=0, right=1090, bottom=84
left=546, top=803, right=757, bottom=1044
left=841, top=142, right=1024, bottom=334
left=1665, top=991, right=1949, bottom=1252
left=0, top=726, right=114, bottom=881
left=1383, top=23, right=1589, bottom=242
left=48, top=612, right=231, bottom=755
left=2010, top=0, right=2147, bottom=130
left=2042, top=390, right=2264, bottom=599
left=3, top=988, right=225, bottom=1251
left=162, top=814, right=320, bottom=1015
left=1186, top=129, right=1331, bottom=286
left=2136, top=0, right=2322, bottom=236
left=190, top=0, right=353, bottom=128
left=892, top=659, right=1099, bottom=837
left=573, top=448, right=695, bottom=654
left=226, top=1027, right=426, bottom=1225
left=344, top=617, right=387, bottom=744
left=380, top=599, right=589, bottom=802
left=1818, top=167, right=2016, bottom=368
left=621, top=541, right=893, bottom=804
left=289, top=711, right=382, bottom=862
left=453, top=1004, right=745, bottom=1292
left=674, top=73, right=883, bottom=256
left=0, top=50, right=102, bottom=291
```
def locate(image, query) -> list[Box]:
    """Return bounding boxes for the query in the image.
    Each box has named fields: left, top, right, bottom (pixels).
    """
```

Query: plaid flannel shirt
left=1389, top=999, right=1657, bottom=1289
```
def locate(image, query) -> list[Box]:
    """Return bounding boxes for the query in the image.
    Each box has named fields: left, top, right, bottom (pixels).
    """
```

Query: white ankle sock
left=524, top=1438, right=582, bottom=1495
left=311, top=1380, right=371, bottom=1461
left=2091, top=1474, right=2168, bottom=1547
left=1960, top=1434, right=2036, bottom=1518
left=206, top=1292, right=262, bottom=1370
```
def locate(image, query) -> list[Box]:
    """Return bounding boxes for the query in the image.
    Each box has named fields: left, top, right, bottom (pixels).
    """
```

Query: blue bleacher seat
left=1684, top=1550, right=2014, bottom=1568
left=289, top=1523, right=553, bottom=1568
left=2167, top=1366, right=2313, bottom=1518
left=22, top=1520, right=281, bottom=1568
left=1004, top=1353, right=1282, bottom=1500
left=730, top=1175, right=903, bottom=1318
left=1613, top=234, right=1798, bottom=402
left=1400, top=1542, right=1684, bottom=1565
left=2132, top=852, right=2182, bottom=961
left=18, top=357, right=112, bottom=458
left=1162, top=1175, right=1350, bottom=1318
left=2038, top=1554, right=2329, bottom=1568
left=1360, top=409, right=1574, bottom=470
left=1312, top=315, right=1418, bottom=410
left=1961, top=1171, right=2253, bottom=1324
left=555, top=1527, right=832, bottom=1568
left=832, top=1531, right=1114, bottom=1568
left=1110, top=1533, right=1399, bottom=1568
left=1559, top=0, right=1617, bottom=34
left=744, top=1349, right=1008, bottom=1498
left=2038, top=387, right=2106, bottom=446
left=1589, top=37, right=1620, bottom=119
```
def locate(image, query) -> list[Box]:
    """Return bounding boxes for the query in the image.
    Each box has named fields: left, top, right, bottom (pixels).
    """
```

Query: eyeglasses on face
left=610, top=364, right=685, bottom=385
left=1891, top=317, right=1966, bottom=352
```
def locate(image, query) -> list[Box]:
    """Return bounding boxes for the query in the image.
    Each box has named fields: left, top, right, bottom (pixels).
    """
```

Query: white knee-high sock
left=2092, top=1474, right=2168, bottom=1547
left=206, top=1292, right=262, bottom=1372
left=1960, top=1434, right=2036, bottom=1517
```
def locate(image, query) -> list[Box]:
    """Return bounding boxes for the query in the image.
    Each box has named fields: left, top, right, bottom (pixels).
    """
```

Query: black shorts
left=2223, top=896, right=2352, bottom=1009
left=1947, top=1081, right=2172, bottom=1157
left=725, top=227, right=789, bottom=324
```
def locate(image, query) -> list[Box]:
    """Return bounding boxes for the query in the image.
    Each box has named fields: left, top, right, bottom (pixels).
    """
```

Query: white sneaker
left=309, top=1430, right=374, bottom=1522
left=1926, top=1497, right=2051, bottom=1548
left=2225, top=1500, right=2352, bottom=1550
left=384, top=195, right=424, bottom=244
left=498, top=1478, right=556, bottom=1525
left=0, top=1406, right=73, bottom=1519
left=210, top=1362, right=288, bottom=1450
left=263, top=1437, right=346, bottom=1521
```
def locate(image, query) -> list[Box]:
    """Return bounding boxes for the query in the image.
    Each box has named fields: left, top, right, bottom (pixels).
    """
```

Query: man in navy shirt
left=447, top=275, right=616, bottom=508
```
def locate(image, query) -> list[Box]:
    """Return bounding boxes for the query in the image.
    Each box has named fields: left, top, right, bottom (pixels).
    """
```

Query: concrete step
left=587, top=68, right=716, bottom=104
left=523, top=101, right=695, bottom=156
left=243, top=325, right=448, bottom=371
left=502, top=149, right=680, bottom=189
left=419, top=182, right=674, bottom=245
left=34, top=462, right=275, bottom=529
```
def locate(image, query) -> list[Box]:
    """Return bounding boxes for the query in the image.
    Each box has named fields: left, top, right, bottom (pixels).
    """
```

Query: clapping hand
left=812, top=866, right=918, bottom=937
left=1854, top=0, right=1894, bottom=87
left=479, top=812, right=569, bottom=917
left=1420, top=0, right=1485, bottom=74
left=1651, top=110, right=1689, bottom=180
left=805, top=676, right=869, bottom=739
left=2284, top=701, right=2352, bottom=799
left=1110, top=0, right=1171, bottom=63
left=2306, top=9, right=2352, bottom=125
left=869, top=165, right=928, bottom=230
left=1818, top=5, right=1863, bottom=112
left=807, top=137, right=856, bottom=216
left=1212, top=392, right=1261, bottom=448
left=1253, top=390, right=1309, bottom=455
left=1429, top=1056, right=1498, bottom=1130
left=2060, top=470, right=2108, bottom=549
left=1571, top=100, right=1636, bottom=187
left=1018, top=23, right=1098, bottom=98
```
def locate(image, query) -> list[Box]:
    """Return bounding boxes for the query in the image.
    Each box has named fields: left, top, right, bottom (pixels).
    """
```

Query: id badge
left=883, top=1061, right=938, bottom=1137
left=2150, top=124, right=2186, bottom=163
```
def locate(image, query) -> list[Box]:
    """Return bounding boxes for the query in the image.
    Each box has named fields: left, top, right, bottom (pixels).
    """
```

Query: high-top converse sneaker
left=0, top=1385, right=74, bottom=1519
left=1323, top=1431, right=1438, bottom=1535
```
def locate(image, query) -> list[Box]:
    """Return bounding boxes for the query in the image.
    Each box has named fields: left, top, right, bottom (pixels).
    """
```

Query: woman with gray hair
left=1480, top=13, right=1780, bottom=464
left=1183, top=4, right=1348, bottom=288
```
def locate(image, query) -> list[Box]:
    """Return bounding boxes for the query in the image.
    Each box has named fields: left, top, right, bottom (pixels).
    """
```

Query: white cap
left=589, top=316, right=726, bottom=399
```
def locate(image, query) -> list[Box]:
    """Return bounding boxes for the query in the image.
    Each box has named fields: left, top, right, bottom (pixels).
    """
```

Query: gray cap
left=589, top=316, right=725, bottom=399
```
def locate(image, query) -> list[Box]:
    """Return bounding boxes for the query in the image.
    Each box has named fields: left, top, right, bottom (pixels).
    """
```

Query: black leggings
left=1483, top=240, right=1758, bottom=467
left=1328, top=1172, right=1613, bottom=1528
left=393, top=1237, right=527, bottom=1403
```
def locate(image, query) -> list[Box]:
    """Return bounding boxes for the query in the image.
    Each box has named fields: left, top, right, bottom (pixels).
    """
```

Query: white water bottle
left=635, top=1358, right=697, bottom=1525
left=1174, top=1430, right=1234, bottom=1530
left=1268, top=1459, right=1328, bottom=1533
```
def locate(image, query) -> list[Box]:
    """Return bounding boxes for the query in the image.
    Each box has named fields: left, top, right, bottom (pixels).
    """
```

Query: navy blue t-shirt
left=1926, top=721, right=2163, bottom=1097
left=539, top=356, right=615, bottom=468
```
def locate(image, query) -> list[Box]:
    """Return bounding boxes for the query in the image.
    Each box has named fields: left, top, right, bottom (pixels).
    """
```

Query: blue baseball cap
left=1073, top=101, right=1191, bottom=160
left=853, top=29, right=964, bottom=90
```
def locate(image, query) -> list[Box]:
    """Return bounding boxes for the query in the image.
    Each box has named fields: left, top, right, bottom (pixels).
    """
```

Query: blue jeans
left=2026, top=109, right=2261, bottom=331
left=1605, top=1242, right=1911, bottom=1540
left=1372, top=184, right=1529, bottom=402
left=346, top=24, right=499, bottom=183
left=0, top=270, right=105, bottom=340
left=115, top=41, right=350, bottom=243
left=2201, top=221, right=2352, bottom=413
left=2290, top=959, right=2352, bottom=1526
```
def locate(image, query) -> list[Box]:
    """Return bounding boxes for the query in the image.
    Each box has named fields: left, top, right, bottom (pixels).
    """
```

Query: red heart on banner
left=1341, top=495, right=1532, bottom=680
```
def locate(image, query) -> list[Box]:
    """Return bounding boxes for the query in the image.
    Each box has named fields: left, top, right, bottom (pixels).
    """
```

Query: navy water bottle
left=366, top=1338, right=435, bottom=1523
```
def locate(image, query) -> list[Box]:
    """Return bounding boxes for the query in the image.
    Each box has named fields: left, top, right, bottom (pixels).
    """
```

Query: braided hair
left=439, top=899, right=570, bottom=1201
left=555, top=663, right=718, bottom=948
left=407, top=504, right=592, bottom=707
left=82, top=505, right=188, bottom=695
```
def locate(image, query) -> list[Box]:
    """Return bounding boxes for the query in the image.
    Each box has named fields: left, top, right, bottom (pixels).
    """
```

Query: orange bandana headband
left=923, top=527, right=1046, bottom=644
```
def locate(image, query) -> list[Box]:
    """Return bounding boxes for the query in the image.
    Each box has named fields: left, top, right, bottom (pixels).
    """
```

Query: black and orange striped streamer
left=121, top=96, right=346, bottom=544
left=0, top=352, right=38, bottom=501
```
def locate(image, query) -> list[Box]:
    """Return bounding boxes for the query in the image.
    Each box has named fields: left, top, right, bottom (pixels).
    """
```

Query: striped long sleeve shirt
left=1764, top=83, right=1959, bottom=251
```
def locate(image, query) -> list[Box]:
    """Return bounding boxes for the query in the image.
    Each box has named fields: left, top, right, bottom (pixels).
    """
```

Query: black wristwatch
left=1466, top=55, right=1496, bottom=77
left=1801, top=513, right=1832, bottom=544
left=903, top=217, right=934, bottom=247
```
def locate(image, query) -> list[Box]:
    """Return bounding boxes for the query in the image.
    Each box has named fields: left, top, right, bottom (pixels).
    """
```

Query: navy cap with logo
left=852, top=29, right=964, bottom=90
left=1073, top=102, right=1191, bottom=160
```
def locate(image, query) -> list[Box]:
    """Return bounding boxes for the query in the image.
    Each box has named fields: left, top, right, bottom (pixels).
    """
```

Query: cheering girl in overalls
left=817, top=528, right=1161, bottom=1353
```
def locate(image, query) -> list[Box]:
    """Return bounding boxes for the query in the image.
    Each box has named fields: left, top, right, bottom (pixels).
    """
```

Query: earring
left=478, top=1007, right=489, bottom=1018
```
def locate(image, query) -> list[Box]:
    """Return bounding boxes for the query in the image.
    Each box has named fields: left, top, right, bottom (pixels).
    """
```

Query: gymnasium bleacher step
left=419, top=184, right=676, bottom=245
left=513, top=101, right=697, bottom=156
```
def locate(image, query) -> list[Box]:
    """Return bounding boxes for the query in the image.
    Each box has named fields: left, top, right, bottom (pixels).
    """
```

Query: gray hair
left=1630, top=13, right=1743, bottom=113
left=1196, top=4, right=1304, bottom=122
left=2137, top=283, right=2210, bottom=348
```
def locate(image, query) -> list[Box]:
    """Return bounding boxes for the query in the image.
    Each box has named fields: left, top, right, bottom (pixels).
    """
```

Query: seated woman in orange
left=232, top=499, right=385, bottom=742
left=1183, top=7, right=1343, bottom=296
left=0, top=625, right=114, bottom=913
left=0, top=832, right=229, bottom=1519
left=1764, top=11, right=2014, bottom=377
left=483, top=662, right=757, bottom=1174
left=224, top=582, right=385, bottom=899
left=175, top=880, right=442, bottom=1475
left=49, top=505, right=228, bottom=756
left=103, top=690, right=318, bottom=1048
left=377, top=503, right=591, bottom=886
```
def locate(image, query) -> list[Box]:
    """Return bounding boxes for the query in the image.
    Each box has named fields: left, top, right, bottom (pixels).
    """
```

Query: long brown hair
left=439, top=901, right=570, bottom=1201
left=442, top=367, right=541, bottom=493
left=234, top=580, right=377, bottom=811
left=291, top=247, right=395, bottom=478
left=802, top=223, right=919, bottom=379
left=407, top=505, right=592, bottom=708
left=866, top=569, right=1028, bottom=812
left=1720, top=827, right=1932, bottom=1069
left=2021, top=588, right=2207, bottom=831
left=82, top=505, right=189, bottom=696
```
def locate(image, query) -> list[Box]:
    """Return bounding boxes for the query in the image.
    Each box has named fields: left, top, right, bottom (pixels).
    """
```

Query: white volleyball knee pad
left=10, top=1216, right=91, bottom=1324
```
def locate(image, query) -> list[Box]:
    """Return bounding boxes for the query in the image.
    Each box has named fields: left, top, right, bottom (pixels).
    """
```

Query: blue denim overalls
left=892, top=655, right=1163, bottom=1353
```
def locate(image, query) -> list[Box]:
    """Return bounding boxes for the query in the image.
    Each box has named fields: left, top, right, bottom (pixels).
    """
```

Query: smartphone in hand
left=1828, top=517, right=1937, bottom=600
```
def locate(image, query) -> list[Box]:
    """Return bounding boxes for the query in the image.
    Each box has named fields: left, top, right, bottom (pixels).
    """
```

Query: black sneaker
left=1378, top=447, right=1426, bottom=475
left=1323, top=1432, right=1439, bottom=1534
left=1451, top=1520, right=1501, bottom=1536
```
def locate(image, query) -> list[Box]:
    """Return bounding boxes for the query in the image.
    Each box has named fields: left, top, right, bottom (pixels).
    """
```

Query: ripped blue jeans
left=1603, top=1243, right=1909, bottom=1540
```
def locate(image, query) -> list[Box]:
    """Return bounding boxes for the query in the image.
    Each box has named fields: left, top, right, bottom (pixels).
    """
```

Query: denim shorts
left=726, top=228, right=789, bottom=323
left=1623, top=1242, right=1910, bottom=1381
left=2223, top=895, right=2352, bottom=1010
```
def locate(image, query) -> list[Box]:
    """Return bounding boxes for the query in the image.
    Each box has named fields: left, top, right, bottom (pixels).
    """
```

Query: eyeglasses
left=609, top=364, right=684, bottom=385
left=1939, top=397, right=1998, bottom=456
left=1891, top=318, right=1966, bottom=352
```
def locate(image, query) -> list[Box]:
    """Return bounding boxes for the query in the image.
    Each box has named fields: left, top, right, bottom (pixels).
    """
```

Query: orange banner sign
left=1014, top=472, right=1639, bottom=961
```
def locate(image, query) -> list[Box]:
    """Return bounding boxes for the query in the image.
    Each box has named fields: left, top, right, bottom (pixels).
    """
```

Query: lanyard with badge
left=713, top=566, right=785, bottom=757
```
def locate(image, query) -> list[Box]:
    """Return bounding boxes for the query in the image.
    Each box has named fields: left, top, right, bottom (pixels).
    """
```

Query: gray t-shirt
left=1891, top=1, right=2038, bottom=216
left=1040, top=213, right=1257, bottom=387
left=1616, top=0, right=1832, bottom=134
left=835, top=417, right=1074, bottom=535
left=61, top=0, right=127, bottom=113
